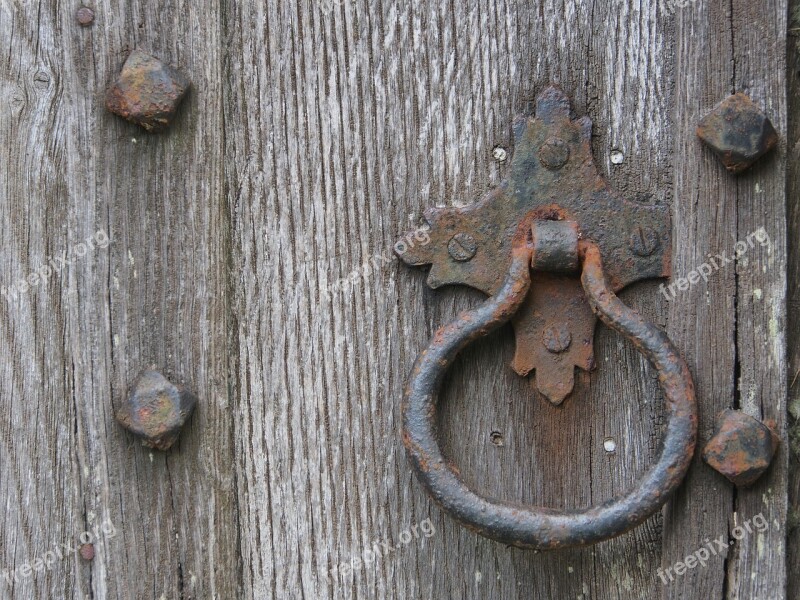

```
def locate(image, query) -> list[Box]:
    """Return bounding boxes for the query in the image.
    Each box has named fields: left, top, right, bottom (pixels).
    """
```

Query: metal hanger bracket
left=396, top=86, right=670, bottom=405
left=394, top=86, right=696, bottom=550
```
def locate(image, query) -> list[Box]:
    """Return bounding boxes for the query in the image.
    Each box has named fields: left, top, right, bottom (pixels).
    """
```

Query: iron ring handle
left=402, top=240, right=697, bottom=549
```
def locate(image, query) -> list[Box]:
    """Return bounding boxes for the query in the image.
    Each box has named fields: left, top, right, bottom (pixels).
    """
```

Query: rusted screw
left=76, top=7, right=95, bottom=26
left=702, top=409, right=779, bottom=487
left=79, top=544, right=95, bottom=561
left=116, top=369, right=198, bottom=451
left=105, top=49, right=191, bottom=132
left=543, top=324, right=572, bottom=353
left=629, top=226, right=660, bottom=257
left=696, top=93, right=779, bottom=174
left=448, top=233, right=478, bottom=262
left=537, top=137, right=570, bottom=170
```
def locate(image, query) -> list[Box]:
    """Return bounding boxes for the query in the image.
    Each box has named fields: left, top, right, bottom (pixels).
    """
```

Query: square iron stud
left=702, top=409, right=779, bottom=487
left=105, top=49, right=190, bottom=132
left=696, top=93, right=778, bottom=174
left=116, top=369, right=197, bottom=451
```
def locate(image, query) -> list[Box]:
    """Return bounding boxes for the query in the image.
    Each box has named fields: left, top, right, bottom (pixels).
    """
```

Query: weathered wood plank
left=786, top=0, right=800, bottom=598
left=726, top=3, right=788, bottom=598
left=0, top=1, right=238, bottom=598
left=663, top=2, right=788, bottom=599
left=224, top=1, right=773, bottom=599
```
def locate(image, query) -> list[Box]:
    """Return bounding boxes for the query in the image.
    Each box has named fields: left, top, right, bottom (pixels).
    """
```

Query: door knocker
left=395, top=86, right=697, bottom=549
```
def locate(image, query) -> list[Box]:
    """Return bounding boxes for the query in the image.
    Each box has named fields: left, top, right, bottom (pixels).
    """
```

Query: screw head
left=116, top=369, right=198, bottom=451
left=696, top=93, right=779, bottom=174
left=629, top=226, right=660, bottom=257
left=702, top=409, right=779, bottom=487
left=76, top=7, right=95, bottom=26
left=448, top=233, right=478, bottom=262
left=538, top=137, right=570, bottom=170
left=543, top=324, right=572, bottom=353
left=492, top=146, right=508, bottom=162
left=105, top=49, right=191, bottom=132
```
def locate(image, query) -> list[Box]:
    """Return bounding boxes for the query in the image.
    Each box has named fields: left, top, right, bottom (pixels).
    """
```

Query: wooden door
left=0, top=0, right=794, bottom=598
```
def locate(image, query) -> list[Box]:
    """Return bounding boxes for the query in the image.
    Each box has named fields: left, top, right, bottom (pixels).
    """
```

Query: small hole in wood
left=489, top=431, right=504, bottom=447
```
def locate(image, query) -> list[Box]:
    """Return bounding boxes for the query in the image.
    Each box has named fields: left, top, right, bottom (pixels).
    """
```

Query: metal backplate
left=396, top=86, right=671, bottom=404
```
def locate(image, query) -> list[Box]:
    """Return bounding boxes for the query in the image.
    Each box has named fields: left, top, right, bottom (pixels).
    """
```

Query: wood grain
left=787, top=0, right=800, bottom=598
left=0, top=1, right=238, bottom=598
left=0, top=0, right=790, bottom=598
left=661, top=1, right=788, bottom=599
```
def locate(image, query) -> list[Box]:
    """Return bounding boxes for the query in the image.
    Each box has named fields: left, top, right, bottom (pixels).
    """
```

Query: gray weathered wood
left=0, top=1, right=238, bottom=598
left=0, top=0, right=790, bottom=598
left=662, top=2, right=789, bottom=600
left=786, top=1, right=800, bottom=598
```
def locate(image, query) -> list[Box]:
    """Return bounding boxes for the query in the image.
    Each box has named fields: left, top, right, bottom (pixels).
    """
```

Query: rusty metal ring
left=402, top=240, right=697, bottom=549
